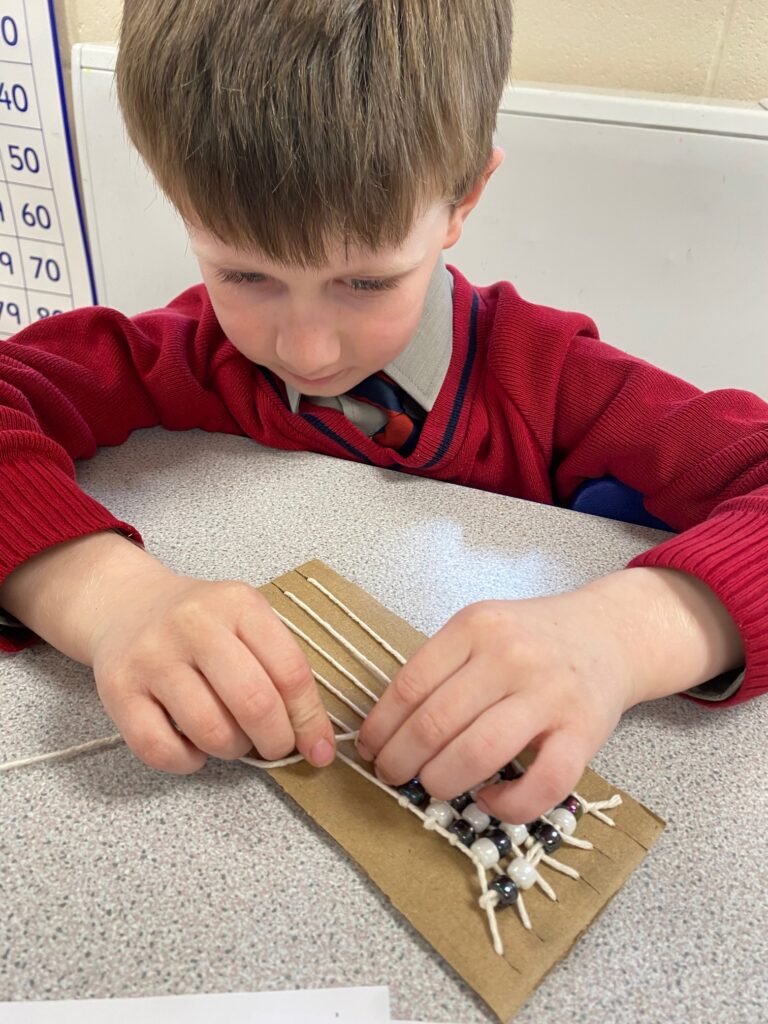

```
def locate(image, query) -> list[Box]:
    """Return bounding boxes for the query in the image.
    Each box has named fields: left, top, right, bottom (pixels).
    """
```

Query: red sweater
left=1, top=268, right=767, bottom=706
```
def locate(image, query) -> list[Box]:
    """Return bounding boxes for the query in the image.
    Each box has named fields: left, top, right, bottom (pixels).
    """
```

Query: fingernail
left=309, top=738, right=334, bottom=766
left=475, top=795, right=491, bottom=813
left=356, top=740, right=373, bottom=762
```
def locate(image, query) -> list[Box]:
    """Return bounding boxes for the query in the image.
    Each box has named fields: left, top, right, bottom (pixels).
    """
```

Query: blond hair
left=117, top=0, right=512, bottom=265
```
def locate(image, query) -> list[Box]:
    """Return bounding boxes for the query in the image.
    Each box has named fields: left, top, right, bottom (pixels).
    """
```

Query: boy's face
left=189, top=202, right=461, bottom=395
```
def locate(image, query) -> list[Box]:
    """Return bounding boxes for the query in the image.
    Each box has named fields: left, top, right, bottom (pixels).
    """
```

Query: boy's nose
left=275, top=326, right=342, bottom=379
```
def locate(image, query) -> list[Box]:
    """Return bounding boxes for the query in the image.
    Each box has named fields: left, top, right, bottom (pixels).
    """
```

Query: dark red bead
left=490, top=875, right=519, bottom=907
left=448, top=819, right=476, bottom=847
left=558, top=794, right=583, bottom=820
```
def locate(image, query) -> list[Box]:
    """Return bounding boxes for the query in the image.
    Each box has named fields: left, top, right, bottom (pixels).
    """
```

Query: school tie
left=346, top=371, right=420, bottom=455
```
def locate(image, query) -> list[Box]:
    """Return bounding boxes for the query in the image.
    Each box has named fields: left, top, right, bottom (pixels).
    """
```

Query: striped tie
left=346, top=371, right=420, bottom=454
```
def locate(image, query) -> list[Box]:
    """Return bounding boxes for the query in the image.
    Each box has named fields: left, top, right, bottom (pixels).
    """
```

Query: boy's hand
left=357, top=567, right=743, bottom=823
left=88, top=574, right=335, bottom=773
left=0, top=533, right=335, bottom=773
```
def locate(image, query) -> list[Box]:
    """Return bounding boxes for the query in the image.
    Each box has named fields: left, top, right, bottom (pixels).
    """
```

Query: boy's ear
left=443, top=146, right=505, bottom=249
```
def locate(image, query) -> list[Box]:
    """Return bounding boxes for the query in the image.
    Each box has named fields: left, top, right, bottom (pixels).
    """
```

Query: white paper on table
left=0, top=986, right=391, bottom=1023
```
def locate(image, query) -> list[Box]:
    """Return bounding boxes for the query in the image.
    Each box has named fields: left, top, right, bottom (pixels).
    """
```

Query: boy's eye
left=347, top=277, right=399, bottom=293
left=215, top=269, right=266, bottom=285
left=214, top=269, right=400, bottom=293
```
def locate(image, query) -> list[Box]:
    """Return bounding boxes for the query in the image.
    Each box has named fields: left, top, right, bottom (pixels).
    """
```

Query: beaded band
left=275, top=581, right=624, bottom=956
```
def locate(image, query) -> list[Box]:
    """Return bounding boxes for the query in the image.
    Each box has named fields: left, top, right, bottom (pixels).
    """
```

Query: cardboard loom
left=258, top=560, right=665, bottom=1023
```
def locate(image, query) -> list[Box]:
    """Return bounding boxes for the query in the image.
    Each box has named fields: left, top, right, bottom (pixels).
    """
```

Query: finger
left=418, top=694, right=543, bottom=803
left=357, top=617, right=472, bottom=760
left=154, top=662, right=254, bottom=761
left=105, top=689, right=208, bottom=774
left=372, top=656, right=514, bottom=787
left=193, top=624, right=298, bottom=762
left=238, top=600, right=335, bottom=766
left=475, top=730, right=589, bottom=824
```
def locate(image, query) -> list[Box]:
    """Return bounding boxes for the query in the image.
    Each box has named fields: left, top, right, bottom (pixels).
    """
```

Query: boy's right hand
left=0, top=532, right=335, bottom=773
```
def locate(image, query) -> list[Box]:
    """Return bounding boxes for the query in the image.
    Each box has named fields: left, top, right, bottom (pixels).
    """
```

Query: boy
left=0, top=0, right=762, bottom=824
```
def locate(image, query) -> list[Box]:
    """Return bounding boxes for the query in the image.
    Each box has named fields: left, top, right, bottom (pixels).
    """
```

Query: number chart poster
left=0, top=0, right=95, bottom=339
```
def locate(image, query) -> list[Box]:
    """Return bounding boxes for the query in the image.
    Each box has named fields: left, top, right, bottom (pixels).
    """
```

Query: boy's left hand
left=356, top=567, right=743, bottom=823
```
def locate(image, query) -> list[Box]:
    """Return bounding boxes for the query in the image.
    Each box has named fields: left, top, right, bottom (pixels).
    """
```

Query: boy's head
left=117, top=0, right=512, bottom=392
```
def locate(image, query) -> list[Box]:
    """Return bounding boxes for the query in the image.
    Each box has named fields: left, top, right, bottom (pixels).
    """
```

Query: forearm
left=581, top=566, right=744, bottom=706
left=0, top=531, right=174, bottom=665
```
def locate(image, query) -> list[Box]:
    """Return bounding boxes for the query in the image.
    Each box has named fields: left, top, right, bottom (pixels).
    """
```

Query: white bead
left=424, top=800, right=454, bottom=828
left=507, top=856, right=537, bottom=890
left=548, top=808, right=577, bottom=836
left=500, top=823, right=529, bottom=846
left=470, top=837, right=500, bottom=869
left=462, top=802, right=491, bottom=833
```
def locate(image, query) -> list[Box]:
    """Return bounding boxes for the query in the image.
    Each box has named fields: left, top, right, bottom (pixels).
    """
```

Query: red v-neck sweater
left=1, top=268, right=767, bottom=705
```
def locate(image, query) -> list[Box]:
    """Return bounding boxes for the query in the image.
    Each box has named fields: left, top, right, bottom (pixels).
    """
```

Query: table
left=2, top=429, right=766, bottom=1023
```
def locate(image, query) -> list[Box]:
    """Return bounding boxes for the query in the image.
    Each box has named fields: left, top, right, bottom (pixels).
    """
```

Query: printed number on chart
left=0, top=82, right=29, bottom=114
left=21, top=202, right=52, bottom=230
left=0, top=299, right=20, bottom=324
left=0, top=251, right=16, bottom=277
left=29, top=255, right=61, bottom=282
left=7, top=144, right=40, bottom=175
left=1, top=15, right=19, bottom=48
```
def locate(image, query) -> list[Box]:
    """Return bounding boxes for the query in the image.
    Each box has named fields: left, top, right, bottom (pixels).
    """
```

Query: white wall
left=73, top=47, right=768, bottom=398
left=56, top=0, right=768, bottom=101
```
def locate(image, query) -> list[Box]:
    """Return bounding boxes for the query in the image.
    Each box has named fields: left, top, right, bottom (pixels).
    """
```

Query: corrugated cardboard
left=259, top=560, right=665, bottom=1022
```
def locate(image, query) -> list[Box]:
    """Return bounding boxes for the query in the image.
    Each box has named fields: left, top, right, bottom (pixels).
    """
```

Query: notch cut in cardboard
left=257, top=560, right=665, bottom=1023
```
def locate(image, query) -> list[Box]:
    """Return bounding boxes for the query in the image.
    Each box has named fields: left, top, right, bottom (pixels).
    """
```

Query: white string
left=573, top=791, right=622, bottom=826
left=274, top=609, right=381, bottom=702
left=536, top=852, right=580, bottom=881
left=328, top=710, right=357, bottom=733
left=312, top=669, right=370, bottom=719
left=477, top=862, right=504, bottom=955
left=305, top=576, right=407, bottom=664
left=283, top=590, right=391, bottom=685
left=0, top=733, right=124, bottom=772
left=240, top=731, right=360, bottom=769
left=0, top=731, right=364, bottom=774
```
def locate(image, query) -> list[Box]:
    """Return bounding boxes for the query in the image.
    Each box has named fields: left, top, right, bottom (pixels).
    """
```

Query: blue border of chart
left=46, top=0, right=98, bottom=305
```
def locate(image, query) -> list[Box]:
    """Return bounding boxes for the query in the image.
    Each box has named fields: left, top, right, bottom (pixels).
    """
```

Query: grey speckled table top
left=2, top=429, right=767, bottom=1023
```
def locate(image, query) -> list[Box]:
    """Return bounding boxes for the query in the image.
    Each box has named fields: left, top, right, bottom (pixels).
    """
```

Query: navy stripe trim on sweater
left=261, top=366, right=373, bottom=463
left=302, top=414, right=375, bottom=464
left=420, top=290, right=479, bottom=470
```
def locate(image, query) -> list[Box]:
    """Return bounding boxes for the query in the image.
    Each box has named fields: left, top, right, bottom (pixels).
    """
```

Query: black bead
left=500, top=761, right=524, bottom=781
left=485, top=829, right=512, bottom=858
left=397, top=778, right=429, bottom=808
left=558, top=794, right=583, bottom=820
left=490, top=875, right=519, bottom=907
left=529, top=820, right=562, bottom=853
left=449, top=792, right=473, bottom=813
left=447, top=819, right=476, bottom=848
